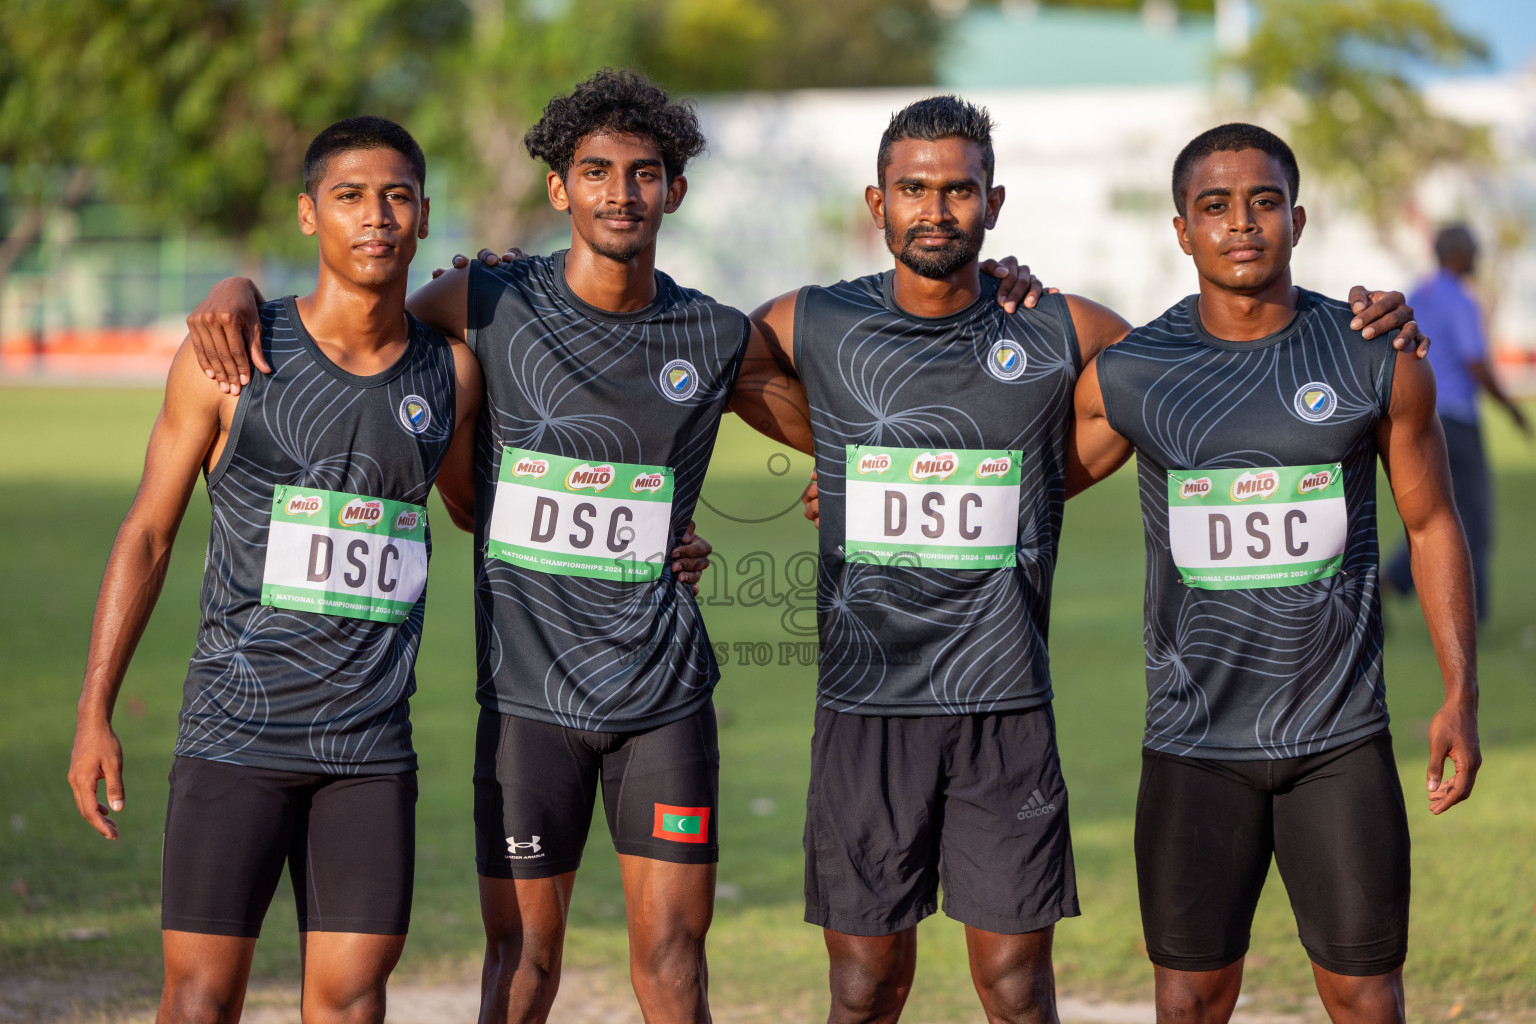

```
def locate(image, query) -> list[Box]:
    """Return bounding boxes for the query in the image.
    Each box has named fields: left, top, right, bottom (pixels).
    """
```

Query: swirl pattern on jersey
left=176, top=297, right=455, bottom=773
left=1097, top=290, right=1396, bottom=760
left=467, top=254, right=749, bottom=732
left=797, top=274, right=1080, bottom=715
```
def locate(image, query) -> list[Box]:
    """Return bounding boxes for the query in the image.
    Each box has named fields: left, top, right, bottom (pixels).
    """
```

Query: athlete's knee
left=1153, top=968, right=1242, bottom=1024
left=827, top=950, right=912, bottom=1023
left=632, top=927, right=707, bottom=998
left=1314, top=967, right=1404, bottom=1023
left=158, top=977, right=244, bottom=1024
left=974, top=960, right=1056, bottom=1024
left=304, top=982, right=388, bottom=1024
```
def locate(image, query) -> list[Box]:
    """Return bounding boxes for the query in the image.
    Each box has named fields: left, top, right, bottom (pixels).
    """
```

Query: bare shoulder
left=749, top=289, right=802, bottom=365
left=1061, top=294, right=1133, bottom=364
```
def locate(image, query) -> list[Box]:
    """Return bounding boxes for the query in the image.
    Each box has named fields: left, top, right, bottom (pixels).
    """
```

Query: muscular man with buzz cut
left=69, top=116, right=481, bottom=1024
left=1071, top=122, right=1478, bottom=1024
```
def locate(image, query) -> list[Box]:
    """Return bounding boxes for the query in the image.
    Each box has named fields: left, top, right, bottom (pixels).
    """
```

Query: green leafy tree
left=1233, top=0, right=1491, bottom=230
left=0, top=0, right=464, bottom=280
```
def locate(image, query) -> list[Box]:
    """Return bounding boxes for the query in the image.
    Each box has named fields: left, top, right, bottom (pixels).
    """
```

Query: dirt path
left=4, top=965, right=1331, bottom=1024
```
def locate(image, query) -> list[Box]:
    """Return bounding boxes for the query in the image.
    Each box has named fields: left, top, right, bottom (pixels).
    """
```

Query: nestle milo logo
left=1229, top=470, right=1279, bottom=502
left=1297, top=469, right=1333, bottom=494
left=1179, top=477, right=1212, bottom=500
left=631, top=472, right=665, bottom=494
left=512, top=457, right=549, bottom=478
left=339, top=498, right=385, bottom=527
left=565, top=463, right=615, bottom=492
left=977, top=456, right=1012, bottom=479
left=856, top=453, right=891, bottom=474
left=394, top=509, right=421, bottom=532
left=285, top=494, right=323, bottom=516
left=908, top=451, right=958, bottom=481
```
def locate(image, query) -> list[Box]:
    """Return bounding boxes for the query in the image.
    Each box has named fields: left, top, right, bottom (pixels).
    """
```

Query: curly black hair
left=523, top=69, right=706, bottom=182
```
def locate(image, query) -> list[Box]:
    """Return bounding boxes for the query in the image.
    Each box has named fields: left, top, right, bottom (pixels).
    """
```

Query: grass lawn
left=2, top=385, right=1534, bottom=1022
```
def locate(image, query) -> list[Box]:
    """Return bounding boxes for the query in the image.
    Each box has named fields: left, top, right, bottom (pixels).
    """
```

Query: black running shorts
left=473, top=703, right=720, bottom=879
left=1135, top=731, right=1410, bottom=976
left=160, top=756, right=416, bottom=937
left=803, top=704, right=1079, bottom=936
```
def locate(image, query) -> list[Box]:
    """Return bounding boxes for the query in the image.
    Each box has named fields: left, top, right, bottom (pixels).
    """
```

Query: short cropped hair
left=1171, top=122, right=1299, bottom=216
left=524, top=69, right=707, bottom=182
left=303, top=116, right=426, bottom=197
left=877, top=95, right=996, bottom=188
left=1434, top=223, right=1476, bottom=263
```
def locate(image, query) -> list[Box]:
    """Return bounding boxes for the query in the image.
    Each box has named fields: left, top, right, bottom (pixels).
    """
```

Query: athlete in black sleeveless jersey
left=1072, top=125, right=1478, bottom=1024
left=69, top=119, right=482, bottom=1023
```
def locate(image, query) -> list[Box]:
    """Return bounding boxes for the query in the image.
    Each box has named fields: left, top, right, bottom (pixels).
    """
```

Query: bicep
left=129, top=345, right=225, bottom=534
left=1066, top=359, right=1134, bottom=495
left=729, top=321, right=814, bottom=454
left=1377, top=351, right=1456, bottom=532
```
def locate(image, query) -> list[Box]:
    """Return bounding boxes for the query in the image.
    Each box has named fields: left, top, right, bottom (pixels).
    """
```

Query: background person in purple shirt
left=1387, top=224, right=1531, bottom=620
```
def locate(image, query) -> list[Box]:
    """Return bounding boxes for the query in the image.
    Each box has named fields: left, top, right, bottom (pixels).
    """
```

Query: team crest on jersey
left=398, top=394, right=432, bottom=435
left=659, top=359, right=699, bottom=402
left=985, top=338, right=1027, bottom=382
left=1293, top=382, right=1337, bottom=423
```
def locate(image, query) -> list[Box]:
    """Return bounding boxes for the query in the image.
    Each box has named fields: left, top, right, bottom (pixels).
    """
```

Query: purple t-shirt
left=1411, top=268, right=1486, bottom=424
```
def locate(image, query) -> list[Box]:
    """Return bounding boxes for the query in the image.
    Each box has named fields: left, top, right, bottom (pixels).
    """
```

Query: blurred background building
left=2, top=0, right=1533, bottom=385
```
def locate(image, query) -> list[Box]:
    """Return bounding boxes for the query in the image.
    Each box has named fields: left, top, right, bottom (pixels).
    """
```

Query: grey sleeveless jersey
left=467, top=253, right=749, bottom=732
left=1096, top=289, right=1397, bottom=760
left=177, top=297, right=456, bottom=773
left=796, top=273, right=1081, bottom=715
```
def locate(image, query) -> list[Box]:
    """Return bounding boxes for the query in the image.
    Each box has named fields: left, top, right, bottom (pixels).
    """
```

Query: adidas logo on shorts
left=1016, top=789, right=1056, bottom=820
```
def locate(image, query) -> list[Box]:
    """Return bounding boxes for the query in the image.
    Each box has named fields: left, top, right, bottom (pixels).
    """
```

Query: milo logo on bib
left=844, top=445, right=1021, bottom=570
left=487, top=447, right=674, bottom=582
left=261, top=486, right=429, bottom=623
left=1167, top=463, right=1346, bottom=590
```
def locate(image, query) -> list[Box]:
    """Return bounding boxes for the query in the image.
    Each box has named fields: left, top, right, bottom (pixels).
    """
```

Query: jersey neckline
left=552, top=250, right=667, bottom=325
left=281, top=295, right=419, bottom=388
left=878, top=270, right=995, bottom=325
left=1184, top=288, right=1315, bottom=352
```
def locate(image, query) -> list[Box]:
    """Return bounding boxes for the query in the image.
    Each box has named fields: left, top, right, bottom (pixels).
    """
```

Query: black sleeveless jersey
left=1096, top=289, right=1397, bottom=760
left=176, top=297, right=456, bottom=774
left=466, top=253, right=749, bottom=732
left=796, top=273, right=1081, bottom=715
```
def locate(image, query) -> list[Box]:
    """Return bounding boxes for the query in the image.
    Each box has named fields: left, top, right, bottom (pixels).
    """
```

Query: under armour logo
left=506, top=835, right=542, bottom=856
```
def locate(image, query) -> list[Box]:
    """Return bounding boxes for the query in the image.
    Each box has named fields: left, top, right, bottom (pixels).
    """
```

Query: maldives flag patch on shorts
left=652, top=803, right=711, bottom=843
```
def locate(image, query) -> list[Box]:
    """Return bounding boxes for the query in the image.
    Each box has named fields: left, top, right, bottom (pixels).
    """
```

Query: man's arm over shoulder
left=1376, top=350, right=1480, bottom=814
left=436, top=337, right=483, bottom=531
left=406, top=264, right=472, bottom=343
left=1061, top=293, right=1132, bottom=366
left=730, top=291, right=814, bottom=455
left=68, top=342, right=228, bottom=840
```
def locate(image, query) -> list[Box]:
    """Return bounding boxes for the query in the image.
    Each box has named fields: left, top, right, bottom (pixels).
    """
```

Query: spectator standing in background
left=1387, top=224, right=1531, bottom=621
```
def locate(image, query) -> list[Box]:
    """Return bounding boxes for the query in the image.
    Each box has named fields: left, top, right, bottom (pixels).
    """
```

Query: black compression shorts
left=803, top=704, right=1079, bottom=936
left=1135, top=732, right=1410, bottom=976
left=473, top=703, right=720, bottom=879
left=160, top=756, right=416, bottom=937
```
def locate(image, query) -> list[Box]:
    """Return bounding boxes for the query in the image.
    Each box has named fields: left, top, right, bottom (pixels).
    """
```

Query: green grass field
left=3, top=385, right=1534, bottom=1022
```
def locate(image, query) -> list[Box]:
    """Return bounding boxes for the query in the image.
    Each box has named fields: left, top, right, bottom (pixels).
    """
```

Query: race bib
left=261, top=486, right=428, bottom=623
left=1167, top=463, right=1346, bottom=590
left=844, top=445, right=1021, bottom=569
left=487, top=447, right=674, bottom=582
